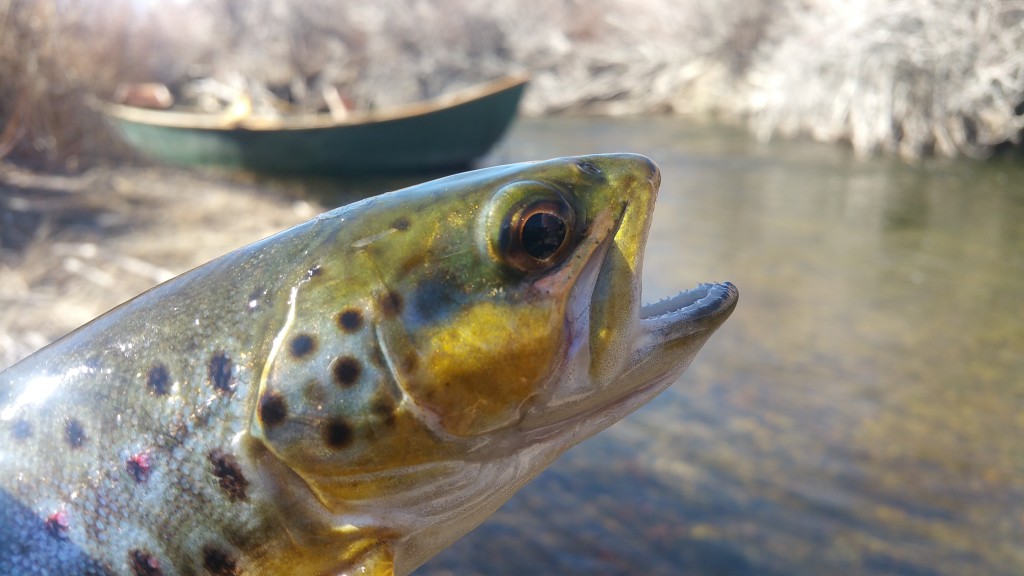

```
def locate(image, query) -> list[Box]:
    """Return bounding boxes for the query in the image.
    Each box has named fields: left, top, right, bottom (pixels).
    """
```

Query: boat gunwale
left=101, top=73, right=529, bottom=132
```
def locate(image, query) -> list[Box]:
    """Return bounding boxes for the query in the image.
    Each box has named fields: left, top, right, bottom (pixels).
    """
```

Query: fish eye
left=485, top=181, right=578, bottom=272
left=505, top=197, right=575, bottom=271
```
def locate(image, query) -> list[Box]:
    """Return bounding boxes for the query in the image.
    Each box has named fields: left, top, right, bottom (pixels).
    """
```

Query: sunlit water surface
left=416, top=117, right=1024, bottom=576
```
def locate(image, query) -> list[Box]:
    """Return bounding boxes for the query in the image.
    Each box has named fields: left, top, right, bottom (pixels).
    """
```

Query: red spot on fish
left=44, top=510, right=70, bottom=540
left=130, top=549, right=164, bottom=576
left=127, top=452, right=152, bottom=483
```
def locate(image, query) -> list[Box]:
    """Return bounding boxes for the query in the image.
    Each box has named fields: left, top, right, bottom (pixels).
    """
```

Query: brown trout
left=0, top=154, right=737, bottom=576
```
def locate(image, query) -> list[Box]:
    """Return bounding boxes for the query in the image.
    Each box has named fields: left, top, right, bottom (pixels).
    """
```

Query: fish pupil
left=521, top=212, right=566, bottom=260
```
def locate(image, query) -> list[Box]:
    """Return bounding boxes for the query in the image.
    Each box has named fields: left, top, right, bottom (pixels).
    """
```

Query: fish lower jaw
left=513, top=366, right=680, bottom=457
left=639, top=281, right=738, bottom=323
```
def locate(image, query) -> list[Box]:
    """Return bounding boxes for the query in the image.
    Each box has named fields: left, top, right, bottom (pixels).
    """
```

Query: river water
left=418, top=117, right=1024, bottom=575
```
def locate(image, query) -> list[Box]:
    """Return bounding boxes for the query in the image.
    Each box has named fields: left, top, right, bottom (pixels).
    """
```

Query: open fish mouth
left=640, top=282, right=738, bottom=323
left=517, top=279, right=738, bottom=443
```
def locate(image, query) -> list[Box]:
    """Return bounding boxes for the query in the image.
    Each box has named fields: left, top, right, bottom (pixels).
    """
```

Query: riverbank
left=2, top=0, right=1022, bottom=168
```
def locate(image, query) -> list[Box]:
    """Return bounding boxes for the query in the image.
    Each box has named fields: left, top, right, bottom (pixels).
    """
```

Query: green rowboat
left=103, top=74, right=528, bottom=175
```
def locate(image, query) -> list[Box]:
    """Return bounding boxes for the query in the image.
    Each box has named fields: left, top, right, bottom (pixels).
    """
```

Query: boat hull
left=104, top=76, right=528, bottom=175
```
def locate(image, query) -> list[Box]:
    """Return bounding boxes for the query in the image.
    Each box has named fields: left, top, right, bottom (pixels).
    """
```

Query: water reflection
left=420, top=117, right=1024, bottom=575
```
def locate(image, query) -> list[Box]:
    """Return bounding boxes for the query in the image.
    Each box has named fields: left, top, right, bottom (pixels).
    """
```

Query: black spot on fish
left=126, top=452, right=152, bottom=484
left=337, top=308, right=364, bottom=332
left=209, top=450, right=249, bottom=502
left=147, top=363, right=171, bottom=396
left=65, top=418, right=86, bottom=448
left=202, top=545, right=239, bottom=576
left=130, top=549, right=163, bottom=576
left=44, top=510, right=69, bottom=540
left=332, top=356, right=362, bottom=387
left=289, top=334, right=316, bottom=359
left=378, top=290, right=403, bottom=317
left=209, top=352, right=235, bottom=394
left=392, top=217, right=411, bottom=231
left=12, top=419, right=31, bottom=440
left=371, top=395, right=397, bottom=428
left=324, top=418, right=354, bottom=449
left=258, top=392, right=288, bottom=428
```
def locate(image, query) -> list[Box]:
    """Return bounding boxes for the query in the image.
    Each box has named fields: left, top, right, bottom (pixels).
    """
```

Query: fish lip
left=639, top=281, right=739, bottom=325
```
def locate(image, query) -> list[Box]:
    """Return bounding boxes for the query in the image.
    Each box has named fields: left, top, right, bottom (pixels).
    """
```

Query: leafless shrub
left=746, top=0, right=1024, bottom=159
left=0, top=0, right=227, bottom=169
left=0, top=0, right=127, bottom=169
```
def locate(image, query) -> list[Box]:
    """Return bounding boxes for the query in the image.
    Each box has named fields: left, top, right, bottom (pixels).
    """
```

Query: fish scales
left=0, top=155, right=737, bottom=575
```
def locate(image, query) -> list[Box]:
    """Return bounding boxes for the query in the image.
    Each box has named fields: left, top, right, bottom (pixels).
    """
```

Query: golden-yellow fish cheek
left=295, top=412, right=463, bottom=504
left=408, top=300, right=564, bottom=437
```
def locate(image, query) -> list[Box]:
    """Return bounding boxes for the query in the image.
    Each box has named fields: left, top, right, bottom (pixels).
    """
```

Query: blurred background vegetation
left=1, top=0, right=1023, bottom=171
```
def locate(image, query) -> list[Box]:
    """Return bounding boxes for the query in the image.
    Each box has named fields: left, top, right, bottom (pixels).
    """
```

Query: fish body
left=0, top=155, right=737, bottom=575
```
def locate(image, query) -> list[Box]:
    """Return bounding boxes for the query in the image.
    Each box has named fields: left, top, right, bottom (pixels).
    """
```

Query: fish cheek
left=248, top=313, right=444, bottom=482
left=408, top=300, right=564, bottom=437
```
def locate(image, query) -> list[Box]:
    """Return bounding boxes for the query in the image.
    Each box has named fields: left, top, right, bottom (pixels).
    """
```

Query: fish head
left=369, top=153, right=738, bottom=443
left=248, top=154, right=736, bottom=571
left=387, top=153, right=670, bottom=439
